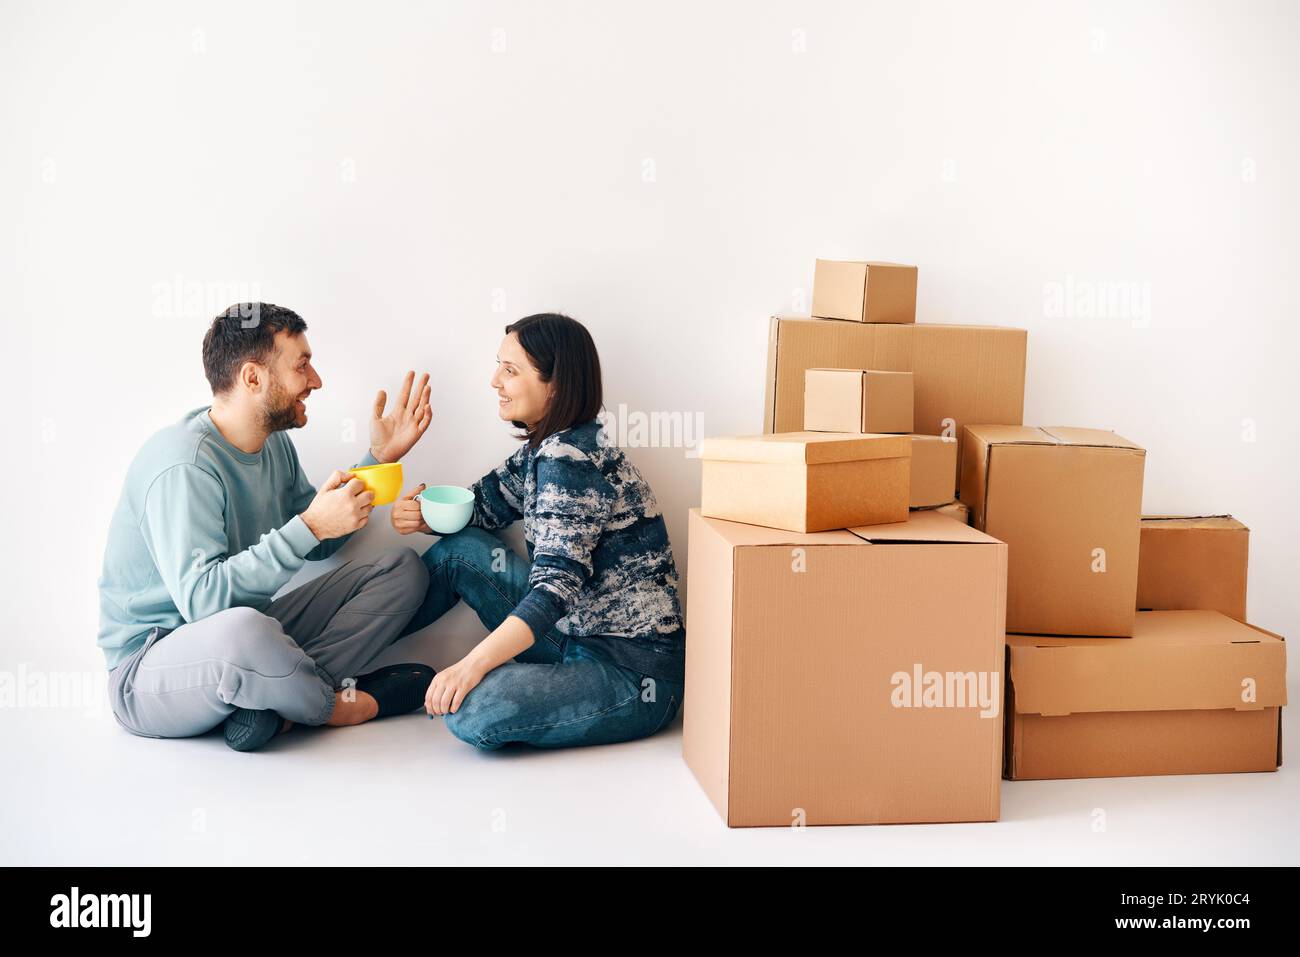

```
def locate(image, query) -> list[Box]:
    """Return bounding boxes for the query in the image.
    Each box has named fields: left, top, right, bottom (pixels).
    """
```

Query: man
left=98, top=302, right=434, bottom=752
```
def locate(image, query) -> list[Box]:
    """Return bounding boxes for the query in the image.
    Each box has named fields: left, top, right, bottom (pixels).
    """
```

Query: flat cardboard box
left=804, top=368, right=914, bottom=434
left=1138, top=515, right=1249, bottom=622
left=699, top=431, right=910, bottom=533
left=812, top=259, right=918, bottom=324
left=683, top=508, right=1007, bottom=826
left=1005, top=611, right=1286, bottom=780
left=909, top=434, right=957, bottom=508
left=762, top=318, right=1027, bottom=485
left=961, top=425, right=1145, bottom=637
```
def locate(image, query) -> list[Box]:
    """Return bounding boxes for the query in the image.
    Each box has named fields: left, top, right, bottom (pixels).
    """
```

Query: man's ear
left=238, top=360, right=263, bottom=395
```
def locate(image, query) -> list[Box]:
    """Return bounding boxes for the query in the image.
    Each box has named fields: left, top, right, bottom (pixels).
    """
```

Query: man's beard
left=261, top=379, right=304, bottom=433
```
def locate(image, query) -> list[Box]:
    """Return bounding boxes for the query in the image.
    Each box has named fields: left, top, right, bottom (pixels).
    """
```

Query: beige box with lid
left=1005, top=611, right=1285, bottom=779
left=699, top=431, right=910, bottom=533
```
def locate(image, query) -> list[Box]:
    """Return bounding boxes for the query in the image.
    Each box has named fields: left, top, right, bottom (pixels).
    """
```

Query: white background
left=1, top=1, right=1297, bottom=864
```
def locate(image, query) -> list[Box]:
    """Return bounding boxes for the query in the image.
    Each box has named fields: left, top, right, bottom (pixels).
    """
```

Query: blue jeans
left=404, top=527, right=683, bottom=750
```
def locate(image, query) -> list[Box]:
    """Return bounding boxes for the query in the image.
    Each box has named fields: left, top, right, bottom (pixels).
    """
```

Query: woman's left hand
left=425, top=656, right=489, bottom=716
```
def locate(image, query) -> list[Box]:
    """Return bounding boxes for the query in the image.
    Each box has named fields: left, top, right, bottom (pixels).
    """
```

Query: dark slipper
left=355, top=663, right=436, bottom=718
left=224, top=708, right=288, bottom=752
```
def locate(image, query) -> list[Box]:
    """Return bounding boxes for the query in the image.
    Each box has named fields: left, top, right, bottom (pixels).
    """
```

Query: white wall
left=3, top=0, right=1296, bottom=673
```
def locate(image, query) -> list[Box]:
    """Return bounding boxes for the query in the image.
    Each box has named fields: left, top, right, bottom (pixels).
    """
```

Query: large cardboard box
left=961, top=425, right=1145, bottom=637
left=1005, top=611, right=1286, bottom=780
left=811, top=259, right=918, bottom=324
left=699, top=432, right=910, bottom=533
left=804, top=368, right=914, bottom=434
left=683, top=508, right=1008, bottom=826
left=762, top=317, right=1027, bottom=455
left=909, top=434, right=957, bottom=507
left=1138, top=515, right=1249, bottom=622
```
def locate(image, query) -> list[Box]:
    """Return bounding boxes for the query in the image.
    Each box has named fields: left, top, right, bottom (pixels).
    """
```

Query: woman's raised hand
left=391, top=483, right=432, bottom=535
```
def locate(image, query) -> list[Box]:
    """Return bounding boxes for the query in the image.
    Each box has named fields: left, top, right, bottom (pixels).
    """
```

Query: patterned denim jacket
left=469, top=419, right=686, bottom=678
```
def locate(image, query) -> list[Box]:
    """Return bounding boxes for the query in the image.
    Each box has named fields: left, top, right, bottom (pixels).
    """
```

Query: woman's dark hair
left=505, top=312, right=603, bottom=448
left=202, top=303, right=307, bottom=395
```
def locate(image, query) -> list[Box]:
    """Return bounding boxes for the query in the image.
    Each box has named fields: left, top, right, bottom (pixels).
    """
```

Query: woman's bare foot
left=325, top=690, right=380, bottom=727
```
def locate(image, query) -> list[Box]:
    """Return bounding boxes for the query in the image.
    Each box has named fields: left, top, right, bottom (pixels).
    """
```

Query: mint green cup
left=419, top=485, right=475, bottom=534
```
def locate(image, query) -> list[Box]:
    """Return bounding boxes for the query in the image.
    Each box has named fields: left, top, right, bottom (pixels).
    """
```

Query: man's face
left=260, top=331, right=322, bottom=432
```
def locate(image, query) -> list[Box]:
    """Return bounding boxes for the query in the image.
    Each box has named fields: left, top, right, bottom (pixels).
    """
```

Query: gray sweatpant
left=107, top=547, right=427, bottom=738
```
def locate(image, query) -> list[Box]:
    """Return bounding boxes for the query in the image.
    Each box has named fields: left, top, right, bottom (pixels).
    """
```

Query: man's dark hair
left=504, top=312, right=603, bottom=448
left=202, top=303, right=307, bottom=395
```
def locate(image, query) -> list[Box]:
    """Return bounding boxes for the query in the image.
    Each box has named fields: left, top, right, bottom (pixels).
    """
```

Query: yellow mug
left=347, top=462, right=403, bottom=506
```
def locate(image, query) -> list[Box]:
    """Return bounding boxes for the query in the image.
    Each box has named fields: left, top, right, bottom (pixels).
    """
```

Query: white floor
left=4, top=698, right=1297, bottom=866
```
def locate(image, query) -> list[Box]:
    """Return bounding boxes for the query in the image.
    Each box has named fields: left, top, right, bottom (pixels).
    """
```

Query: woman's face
left=491, top=332, right=553, bottom=428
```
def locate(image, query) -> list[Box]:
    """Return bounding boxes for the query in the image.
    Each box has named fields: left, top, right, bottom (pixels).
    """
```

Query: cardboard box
left=909, top=434, right=957, bottom=508
left=804, top=368, right=914, bottom=434
left=699, top=432, right=909, bottom=533
left=683, top=508, right=1007, bottom=826
left=1138, top=515, right=1249, bottom=622
left=960, top=425, right=1145, bottom=637
left=1005, top=611, right=1286, bottom=780
left=762, top=317, right=1027, bottom=453
left=812, top=259, right=918, bottom=324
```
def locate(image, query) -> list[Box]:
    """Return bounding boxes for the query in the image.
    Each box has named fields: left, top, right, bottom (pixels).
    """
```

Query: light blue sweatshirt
left=96, top=406, right=377, bottom=670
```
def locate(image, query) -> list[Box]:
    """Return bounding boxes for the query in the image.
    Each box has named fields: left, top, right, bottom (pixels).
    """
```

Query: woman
left=392, top=313, right=685, bottom=750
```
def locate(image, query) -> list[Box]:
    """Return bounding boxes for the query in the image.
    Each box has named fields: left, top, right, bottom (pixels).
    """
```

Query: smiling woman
left=494, top=313, right=602, bottom=443
left=393, top=313, right=687, bottom=751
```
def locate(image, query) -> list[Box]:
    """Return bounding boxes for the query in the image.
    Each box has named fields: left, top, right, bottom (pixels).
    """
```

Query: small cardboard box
left=812, top=259, right=918, bottom=324
left=909, top=434, right=957, bottom=507
left=684, top=508, right=1007, bottom=826
left=960, top=425, right=1145, bottom=637
left=762, top=318, right=1027, bottom=469
left=699, top=432, right=910, bottom=533
left=1005, top=611, right=1286, bottom=780
left=1138, top=515, right=1249, bottom=622
left=804, top=368, right=914, bottom=433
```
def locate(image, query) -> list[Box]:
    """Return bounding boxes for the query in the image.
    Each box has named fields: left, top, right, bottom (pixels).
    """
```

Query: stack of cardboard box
left=762, top=262, right=1027, bottom=466
left=683, top=258, right=1287, bottom=828
left=960, top=430, right=1285, bottom=780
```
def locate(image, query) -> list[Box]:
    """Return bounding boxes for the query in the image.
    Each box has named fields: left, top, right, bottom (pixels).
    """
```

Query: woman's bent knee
left=443, top=707, right=504, bottom=751
left=421, top=526, right=500, bottom=573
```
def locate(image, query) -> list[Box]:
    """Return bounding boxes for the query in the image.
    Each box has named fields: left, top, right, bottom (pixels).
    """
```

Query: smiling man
left=97, top=303, right=436, bottom=751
